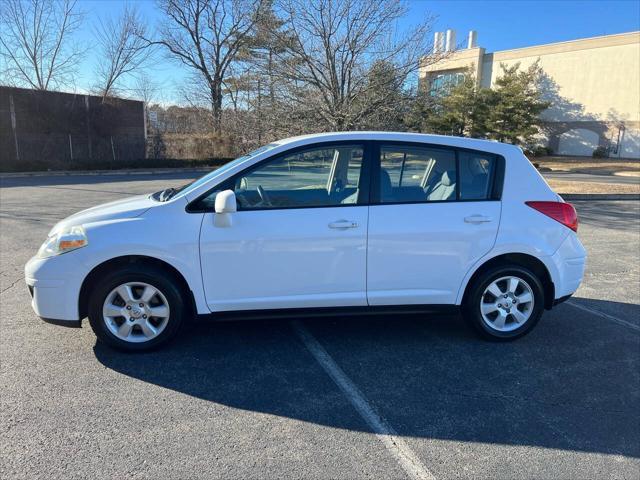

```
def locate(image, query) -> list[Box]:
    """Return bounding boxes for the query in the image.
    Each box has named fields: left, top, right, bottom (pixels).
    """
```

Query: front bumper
left=25, top=254, right=88, bottom=325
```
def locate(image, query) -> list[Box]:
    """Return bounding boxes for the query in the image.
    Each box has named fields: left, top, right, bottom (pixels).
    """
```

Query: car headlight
left=37, top=225, right=88, bottom=258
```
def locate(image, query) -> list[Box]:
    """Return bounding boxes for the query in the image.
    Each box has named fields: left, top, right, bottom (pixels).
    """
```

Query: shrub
left=592, top=146, right=608, bottom=158
left=525, top=145, right=553, bottom=157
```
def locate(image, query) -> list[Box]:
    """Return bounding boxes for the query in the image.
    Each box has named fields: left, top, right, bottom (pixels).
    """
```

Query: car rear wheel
left=87, top=265, right=185, bottom=352
left=463, top=265, right=545, bottom=341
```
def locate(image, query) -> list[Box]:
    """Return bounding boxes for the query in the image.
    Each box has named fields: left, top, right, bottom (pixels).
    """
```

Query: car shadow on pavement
left=94, top=299, right=640, bottom=458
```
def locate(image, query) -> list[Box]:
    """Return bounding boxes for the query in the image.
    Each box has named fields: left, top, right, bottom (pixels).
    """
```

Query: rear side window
left=458, top=151, right=497, bottom=200
left=379, top=146, right=456, bottom=203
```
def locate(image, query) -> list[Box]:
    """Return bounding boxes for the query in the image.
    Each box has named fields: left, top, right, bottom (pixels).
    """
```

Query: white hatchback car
left=26, top=132, right=586, bottom=351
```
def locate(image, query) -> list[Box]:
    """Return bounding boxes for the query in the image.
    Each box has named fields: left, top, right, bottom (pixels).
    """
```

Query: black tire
left=462, top=265, right=545, bottom=341
left=87, top=264, right=185, bottom=352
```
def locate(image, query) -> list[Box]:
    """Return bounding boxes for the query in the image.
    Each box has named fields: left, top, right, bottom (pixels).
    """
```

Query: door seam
left=365, top=205, right=371, bottom=306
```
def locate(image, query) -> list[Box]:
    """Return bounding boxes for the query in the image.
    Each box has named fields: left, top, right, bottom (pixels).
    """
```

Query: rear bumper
left=548, top=233, right=587, bottom=300
left=553, top=294, right=573, bottom=306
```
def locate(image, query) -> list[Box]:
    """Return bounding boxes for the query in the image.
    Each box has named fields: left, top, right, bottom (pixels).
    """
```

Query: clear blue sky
left=74, top=0, right=640, bottom=102
left=413, top=0, right=640, bottom=52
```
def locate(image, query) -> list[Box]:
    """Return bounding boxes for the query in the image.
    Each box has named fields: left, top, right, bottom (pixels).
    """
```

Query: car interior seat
left=425, top=170, right=456, bottom=201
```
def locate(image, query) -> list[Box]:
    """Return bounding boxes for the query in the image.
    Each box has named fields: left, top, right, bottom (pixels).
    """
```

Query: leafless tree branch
left=141, top=0, right=265, bottom=133
left=272, top=0, right=445, bottom=130
left=0, top=0, right=84, bottom=90
left=93, top=4, right=152, bottom=101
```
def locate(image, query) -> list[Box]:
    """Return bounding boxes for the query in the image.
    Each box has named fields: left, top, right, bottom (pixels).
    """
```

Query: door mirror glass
left=215, top=189, right=237, bottom=214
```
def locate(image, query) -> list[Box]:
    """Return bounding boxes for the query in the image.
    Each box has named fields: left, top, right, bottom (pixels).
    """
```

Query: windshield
left=152, top=143, right=280, bottom=202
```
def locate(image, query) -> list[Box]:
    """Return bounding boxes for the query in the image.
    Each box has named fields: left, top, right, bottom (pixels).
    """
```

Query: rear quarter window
left=458, top=150, right=498, bottom=200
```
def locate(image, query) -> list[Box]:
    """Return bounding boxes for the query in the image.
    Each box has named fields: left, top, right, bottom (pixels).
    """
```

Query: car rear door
left=196, top=141, right=372, bottom=312
left=366, top=142, right=502, bottom=305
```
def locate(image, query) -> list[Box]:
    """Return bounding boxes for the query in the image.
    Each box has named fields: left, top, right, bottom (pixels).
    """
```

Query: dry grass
left=546, top=179, right=640, bottom=194
left=535, top=156, right=640, bottom=176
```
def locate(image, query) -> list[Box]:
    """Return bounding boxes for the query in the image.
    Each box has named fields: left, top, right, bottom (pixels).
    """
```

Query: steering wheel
left=256, top=185, right=273, bottom=207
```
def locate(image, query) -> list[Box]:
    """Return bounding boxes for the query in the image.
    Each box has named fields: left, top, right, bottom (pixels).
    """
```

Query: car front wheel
left=463, top=265, right=545, bottom=341
left=87, top=265, right=185, bottom=352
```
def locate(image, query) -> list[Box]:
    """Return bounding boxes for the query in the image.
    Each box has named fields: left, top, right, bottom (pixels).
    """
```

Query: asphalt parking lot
left=1, top=173, right=639, bottom=479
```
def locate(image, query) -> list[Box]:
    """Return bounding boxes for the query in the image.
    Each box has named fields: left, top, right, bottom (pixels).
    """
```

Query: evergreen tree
left=409, top=62, right=549, bottom=145
left=224, top=0, right=295, bottom=145
left=359, top=60, right=409, bottom=130
left=407, top=67, right=488, bottom=138
left=430, top=70, right=488, bottom=137
left=484, top=61, right=550, bottom=145
left=404, top=81, right=437, bottom=133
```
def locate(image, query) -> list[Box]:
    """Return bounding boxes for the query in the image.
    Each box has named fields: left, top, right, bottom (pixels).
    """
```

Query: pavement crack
left=1, top=277, right=24, bottom=295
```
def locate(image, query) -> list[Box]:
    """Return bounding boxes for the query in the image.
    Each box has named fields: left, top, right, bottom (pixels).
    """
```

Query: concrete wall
left=420, top=47, right=485, bottom=86
left=421, top=31, right=640, bottom=158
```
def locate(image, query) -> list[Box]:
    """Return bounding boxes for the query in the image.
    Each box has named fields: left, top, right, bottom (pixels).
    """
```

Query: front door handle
left=464, top=215, right=492, bottom=224
left=329, top=220, right=359, bottom=229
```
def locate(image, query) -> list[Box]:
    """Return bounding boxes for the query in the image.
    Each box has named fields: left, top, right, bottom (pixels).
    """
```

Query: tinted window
left=459, top=151, right=496, bottom=200
left=378, top=146, right=456, bottom=203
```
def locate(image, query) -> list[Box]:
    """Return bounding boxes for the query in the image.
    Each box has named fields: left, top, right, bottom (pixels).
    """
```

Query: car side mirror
left=214, top=189, right=236, bottom=227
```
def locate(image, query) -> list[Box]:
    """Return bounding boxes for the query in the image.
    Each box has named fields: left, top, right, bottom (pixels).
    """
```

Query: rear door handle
left=329, top=220, right=358, bottom=229
left=464, top=215, right=492, bottom=224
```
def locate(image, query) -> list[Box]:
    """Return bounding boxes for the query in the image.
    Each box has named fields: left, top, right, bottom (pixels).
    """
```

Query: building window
left=430, top=72, right=465, bottom=96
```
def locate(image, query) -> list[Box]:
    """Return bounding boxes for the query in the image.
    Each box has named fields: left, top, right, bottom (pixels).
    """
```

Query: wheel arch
left=460, top=253, right=556, bottom=310
left=78, top=255, right=197, bottom=320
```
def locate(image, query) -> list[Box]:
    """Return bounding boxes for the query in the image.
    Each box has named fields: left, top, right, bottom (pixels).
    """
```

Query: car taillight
left=525, top=201, right=578, bottom=232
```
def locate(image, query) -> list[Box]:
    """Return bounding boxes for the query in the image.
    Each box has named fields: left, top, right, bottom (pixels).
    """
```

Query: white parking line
left=566, top=300, right=640, bottom=333
left=291, top=320, right=436, bottom=480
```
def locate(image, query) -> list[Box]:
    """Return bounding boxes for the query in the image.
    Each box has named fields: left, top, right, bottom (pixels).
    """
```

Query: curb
left=0, top=167, right=215, bottom=179
left=559, top=193, right=640, bottom=201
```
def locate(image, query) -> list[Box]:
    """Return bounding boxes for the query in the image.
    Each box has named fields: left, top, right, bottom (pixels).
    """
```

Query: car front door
left=366, top=142, right=502, bottom=305
left=197, top=142, right=371, bottom=312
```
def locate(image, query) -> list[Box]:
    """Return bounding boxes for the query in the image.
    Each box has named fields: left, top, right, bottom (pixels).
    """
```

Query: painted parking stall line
left=566, top=300, right=640, bottom=333
left=291, top=320, right=436, bottom=480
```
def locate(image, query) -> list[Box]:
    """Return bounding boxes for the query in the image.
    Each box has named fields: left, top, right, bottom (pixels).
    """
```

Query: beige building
left=420, top=30, right=640, bottom=158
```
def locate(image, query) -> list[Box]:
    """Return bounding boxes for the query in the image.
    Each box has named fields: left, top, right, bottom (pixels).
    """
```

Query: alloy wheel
left=102, top=282, right=170, bottom=343
left=479, top=275, right=535, bottom=332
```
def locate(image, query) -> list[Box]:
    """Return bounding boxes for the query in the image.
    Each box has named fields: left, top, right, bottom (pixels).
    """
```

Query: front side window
left=233, top=145, right=364, bottom=209
left=225, top=144, right=364, bottom=210
left=378, top=146, right=456, bottom=203
left=176, top=143, right=280, bottom=199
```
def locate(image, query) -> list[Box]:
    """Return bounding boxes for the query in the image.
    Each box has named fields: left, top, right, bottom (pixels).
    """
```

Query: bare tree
left=93, top=5, right=151, bottom=101
left=0, top=0, right=84, bottom=90
left=132, top=73, right=160, bottom=106
left=146, top=0, right=266, bottom=133
left=274, top=0, right=443, bottom=130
